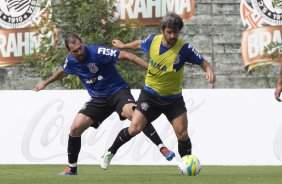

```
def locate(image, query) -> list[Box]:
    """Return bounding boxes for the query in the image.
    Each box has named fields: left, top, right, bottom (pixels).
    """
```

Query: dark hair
left=160, top=12, right=183, bottom=32
left=64, top=34, right=82, bottom=50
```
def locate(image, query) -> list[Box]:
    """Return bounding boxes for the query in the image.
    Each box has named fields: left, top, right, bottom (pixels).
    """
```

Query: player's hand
left=205, top=71, right=216, bottom=84
left=112, top=39, right=124, bottom=49
left=33, top=81, right=46, bottom=92
left=274, top=86, right=282, bottom=102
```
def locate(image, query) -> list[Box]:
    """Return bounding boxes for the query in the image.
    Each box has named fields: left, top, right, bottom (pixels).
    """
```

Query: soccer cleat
left=160, top=147, right=175, bottom=161
left=101, top=151, right=114, bottom=170
left=58, top=167, right=77, bottom=176
left=178, top=162, right=185, bottom=175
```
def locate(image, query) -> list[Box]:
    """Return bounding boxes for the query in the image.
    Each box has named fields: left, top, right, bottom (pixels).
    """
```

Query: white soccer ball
left=178, top=155, right=201, bottom=176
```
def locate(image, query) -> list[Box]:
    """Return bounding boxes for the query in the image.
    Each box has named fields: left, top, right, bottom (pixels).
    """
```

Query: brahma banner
left=114, top=0, right=195, bottom=26
left=240, top=0, right=282, bottom=71
left=0, top=0, right=51, bottom=66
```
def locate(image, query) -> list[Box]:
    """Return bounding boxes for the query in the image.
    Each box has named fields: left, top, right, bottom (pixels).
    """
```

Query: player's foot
left=101, top=151, right=114, bottom=170
left=58, top=167, right=77, bottom=176
left=160, top=147, right=175, bottom=161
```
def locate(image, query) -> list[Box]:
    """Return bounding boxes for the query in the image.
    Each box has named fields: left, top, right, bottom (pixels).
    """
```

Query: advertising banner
left=0, top=89, right=282, bottom=166
left=115, top=0, right=195, bottom=26
left=240, top=0, right=282, bottom=71
left=0, top=0, right=51, bottom=66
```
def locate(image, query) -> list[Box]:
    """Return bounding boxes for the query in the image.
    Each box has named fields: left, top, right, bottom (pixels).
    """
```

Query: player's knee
left=70, top=124, right=84, bottom=136
left=122, top=112, right=132, bottom=120
left=177, top=131, right=189, bottom=141
left=122, top=106, right=134, bottom=120
left=128, top=125, right=142, bottom=136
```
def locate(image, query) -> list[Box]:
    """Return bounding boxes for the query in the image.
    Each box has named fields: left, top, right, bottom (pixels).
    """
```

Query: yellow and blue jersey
left=63, top=45, right=128, bottom=98
left=140, top=34, right=204, bottom=98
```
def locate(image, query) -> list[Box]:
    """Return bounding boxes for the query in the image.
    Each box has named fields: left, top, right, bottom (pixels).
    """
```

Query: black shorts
left=136, top=89, right=187, bottom=123
left=79, top=88, right=135, bottom=128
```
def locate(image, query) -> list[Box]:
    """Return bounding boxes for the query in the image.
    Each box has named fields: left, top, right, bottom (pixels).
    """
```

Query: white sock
left=158, top=143, right=165, bottom=150
left=69, top=163, right=77, bottom=167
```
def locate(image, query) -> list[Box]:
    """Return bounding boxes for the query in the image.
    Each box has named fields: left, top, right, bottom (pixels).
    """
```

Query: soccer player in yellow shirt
left=101, top=12, right=216, bottom=169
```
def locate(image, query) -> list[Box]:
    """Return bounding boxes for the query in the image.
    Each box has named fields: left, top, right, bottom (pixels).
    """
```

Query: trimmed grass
left=0, top=165, right=282, bottom=184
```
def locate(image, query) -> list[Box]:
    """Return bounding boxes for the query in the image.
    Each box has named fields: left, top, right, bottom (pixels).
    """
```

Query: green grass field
left=0, top=165, right=282, bottom=184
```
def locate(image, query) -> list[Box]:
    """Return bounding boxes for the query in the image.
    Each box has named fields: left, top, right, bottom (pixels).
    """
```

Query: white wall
left=1, top=89, right=282, bottom=166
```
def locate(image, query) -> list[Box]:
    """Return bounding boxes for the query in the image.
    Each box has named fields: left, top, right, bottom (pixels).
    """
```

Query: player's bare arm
left=118, top=51, right=148, bottom=69
left=275, top=83, right=282, bottom=102
left=112, top=39, right=142, bottom=50
left=33, top=67, right=66, bottom=91
left=275, top=60, right=282, bottom=102
left=199, top=60, right=216, bottom=84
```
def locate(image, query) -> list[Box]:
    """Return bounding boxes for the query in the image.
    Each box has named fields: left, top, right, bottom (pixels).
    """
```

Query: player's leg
left=105, top=88, right=145, bottom=155
left=59, top=113, right=93, bottom=176
left=134, top=89, right=175, bottom=160
left=101, top=109, right=147, bottom=170
left=164, top=97, right=191, bottom=158
left=120, top=102, right=134, bottom=120
left=142, top=123, right=175, bottom=161
left=171, top=112, right=192, bottom=157
left=108, top=88, right=175, bottom=160
left=122, top=102, right=175, bottom=160
left=60, top=98, right=112, bottom=175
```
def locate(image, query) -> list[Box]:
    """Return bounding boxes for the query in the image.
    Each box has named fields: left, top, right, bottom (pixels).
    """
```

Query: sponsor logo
left=18, top=91, right=202, bottom=163
left=84, top=76, right=102, bottom=85
left=240, top=0, right=282, bottom=71
left=0, top=28, right=42, bottom=65
left=149, top=59, right=167, bottom=72
left=114, top=0, right=195, bottom=26
left=188, top=44, right=201, bottom=59
left=0, top=0, right=42, bottom=29
left=0, top=0, right=51, bottom=66
left=97, top=47, right=117, bottom=57
left=150, top=131, right=156, bottom=136
left=97, top=75, right=103, bottom=81
left=85, top=78, right=97, bottom=84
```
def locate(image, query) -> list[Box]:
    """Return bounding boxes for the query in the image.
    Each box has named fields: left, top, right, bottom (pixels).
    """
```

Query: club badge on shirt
left=87, top=63, right=98, bottom=73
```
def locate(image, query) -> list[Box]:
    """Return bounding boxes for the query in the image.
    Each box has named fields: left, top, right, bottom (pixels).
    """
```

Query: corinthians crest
left=253, top=0, right=282, bottom=25
left=0, top=0, right=43, bottom=28
left=240, top=0, right=282, bottom=71
left=87, top=63, right=98, bottom=74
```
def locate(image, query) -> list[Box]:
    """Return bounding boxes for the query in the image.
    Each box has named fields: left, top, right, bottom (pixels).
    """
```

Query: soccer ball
left=178, top=155, right=201, bottom=176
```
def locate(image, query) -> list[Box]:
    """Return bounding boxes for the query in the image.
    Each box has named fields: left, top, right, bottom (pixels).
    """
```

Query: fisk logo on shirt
left=98, top=48, right=117, bottom=57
